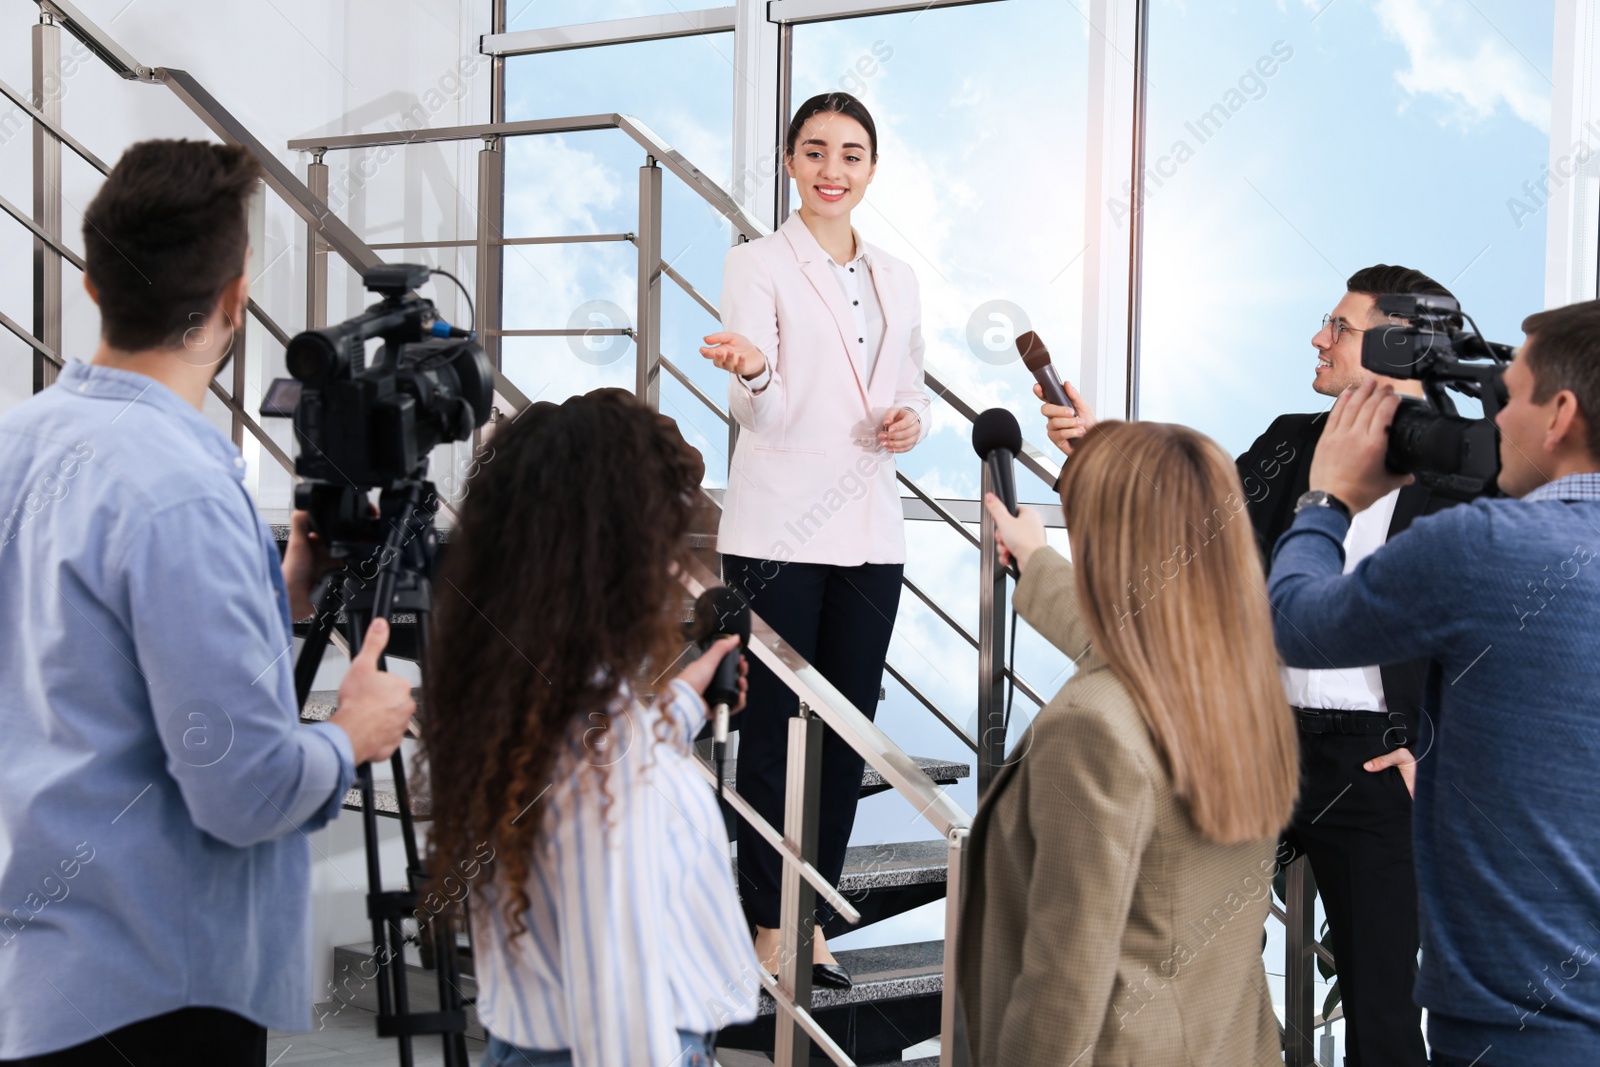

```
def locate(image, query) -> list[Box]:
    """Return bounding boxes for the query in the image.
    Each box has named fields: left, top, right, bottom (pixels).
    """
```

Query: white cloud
left=1374, top=0, right=1550, bottom=133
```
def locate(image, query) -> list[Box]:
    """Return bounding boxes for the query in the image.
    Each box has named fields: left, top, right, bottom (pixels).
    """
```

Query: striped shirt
left=470, top=679, right=761, bottom=1065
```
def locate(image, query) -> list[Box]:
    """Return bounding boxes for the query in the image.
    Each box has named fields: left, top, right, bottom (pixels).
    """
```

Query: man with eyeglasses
left=1234, top=264, right=1459, bottom=1067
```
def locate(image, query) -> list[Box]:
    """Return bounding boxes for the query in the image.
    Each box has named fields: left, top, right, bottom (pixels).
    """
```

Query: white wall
left=0, top=0, right=492, bottom=1003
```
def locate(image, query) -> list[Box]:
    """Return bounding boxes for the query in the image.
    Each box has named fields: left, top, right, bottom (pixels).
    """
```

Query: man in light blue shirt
left=0, top=140, right=415, bottom=1064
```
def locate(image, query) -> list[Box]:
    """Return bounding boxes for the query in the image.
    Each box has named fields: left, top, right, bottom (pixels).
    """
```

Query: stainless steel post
left=32, top=12, right=62, bottom=392
left=976, top=463, right=1007, bottom=794
left=1283, top=855, right=1318, bottom=1067
left=774, top=704, right=822, bottom=1067
left=477, top=136, right=503, bottom=371
left=306, top=151, right=329, bottom=330
left=941, top=827, right=971, bottom=1066
left=775, top=24, right=793, bottom=224
left=635, top=161, right=662, bottom=409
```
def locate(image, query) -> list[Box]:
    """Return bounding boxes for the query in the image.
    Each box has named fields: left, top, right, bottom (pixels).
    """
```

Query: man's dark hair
left=785, top=91, right=878, bottom=162
left=83, top=139, right=262, bottom=351
left=1347, top=264, right=1458, bottom=328
left=1521, top=299, right=1600, bottom=460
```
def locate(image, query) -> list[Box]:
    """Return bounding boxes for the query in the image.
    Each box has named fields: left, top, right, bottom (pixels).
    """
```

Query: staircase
left=302, top=684, right=967, bottom=1065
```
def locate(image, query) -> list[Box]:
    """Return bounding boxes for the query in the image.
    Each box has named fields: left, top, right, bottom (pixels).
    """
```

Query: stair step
left=838, top=839, right=949, bottom=894
left=720, top=756, right=968, bottom=796
left=756, top=939, right=943, bottom=1016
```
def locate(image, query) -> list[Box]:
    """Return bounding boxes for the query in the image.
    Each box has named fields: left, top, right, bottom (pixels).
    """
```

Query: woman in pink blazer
left=699, top=92, right=930, bottom=989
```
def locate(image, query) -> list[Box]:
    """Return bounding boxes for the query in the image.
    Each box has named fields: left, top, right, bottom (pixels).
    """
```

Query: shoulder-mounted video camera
left=1360, top=293, right=1513, bottom=500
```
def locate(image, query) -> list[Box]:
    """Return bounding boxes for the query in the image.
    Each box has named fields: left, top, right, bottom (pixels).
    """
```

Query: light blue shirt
left=0, top=360, right=355, bottom=1057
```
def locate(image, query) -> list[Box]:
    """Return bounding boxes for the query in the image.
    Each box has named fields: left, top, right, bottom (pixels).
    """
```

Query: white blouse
left=469, top=680, right=761, bottom=1065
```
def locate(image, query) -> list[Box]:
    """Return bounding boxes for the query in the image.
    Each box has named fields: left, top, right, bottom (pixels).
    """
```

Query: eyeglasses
left=1320, top=314, right=1366, bottom=344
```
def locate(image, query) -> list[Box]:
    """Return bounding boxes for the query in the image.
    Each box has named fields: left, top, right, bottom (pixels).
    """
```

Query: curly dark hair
left=419, top=389, right=705, bottom=937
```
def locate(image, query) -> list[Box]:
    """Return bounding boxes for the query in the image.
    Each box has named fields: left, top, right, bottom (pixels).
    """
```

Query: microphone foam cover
left=694, top=586, right=750, bottom=645
left=1017, top=331, right=1053, bottom=372
left=971, top=407, right=1023, bottom=459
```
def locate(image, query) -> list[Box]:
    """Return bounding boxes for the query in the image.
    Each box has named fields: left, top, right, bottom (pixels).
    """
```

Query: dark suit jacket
left=1236, top=412, right=1455, bottom=745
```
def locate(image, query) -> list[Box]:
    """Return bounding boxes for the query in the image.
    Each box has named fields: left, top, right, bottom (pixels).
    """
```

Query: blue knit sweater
left=1269, top=474, right=1600, bottom=1065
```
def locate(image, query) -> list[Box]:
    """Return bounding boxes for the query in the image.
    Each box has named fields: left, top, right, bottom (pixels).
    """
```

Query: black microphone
left=692, top=587, right=749, bottom=799
left=1017, top=330, right=1074, bottom=413
left=972, top=408, right=1022, bottom=518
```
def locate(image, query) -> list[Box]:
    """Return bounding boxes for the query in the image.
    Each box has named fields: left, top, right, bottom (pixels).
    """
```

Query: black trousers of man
left=1281, top=713, right=1428, bottom=1067
left=721, top=555, right=901, bottom=930
left=0, top=1007, right=266, bottom=1067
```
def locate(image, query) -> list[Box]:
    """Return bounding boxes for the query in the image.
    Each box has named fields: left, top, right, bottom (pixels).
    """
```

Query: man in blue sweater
left=1269, top=299, right=1600, bottom=1066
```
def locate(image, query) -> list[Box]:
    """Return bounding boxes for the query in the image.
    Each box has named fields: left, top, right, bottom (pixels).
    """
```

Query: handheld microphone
left=972, top=408, right=1023, bottom=518
left=1017, top=330, right=1074, bottom=414
left=692, top=587, right=749, bottom=800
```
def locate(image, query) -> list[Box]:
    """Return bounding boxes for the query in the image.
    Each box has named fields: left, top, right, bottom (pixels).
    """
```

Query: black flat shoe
left=812, top=961, right=852, bottom=990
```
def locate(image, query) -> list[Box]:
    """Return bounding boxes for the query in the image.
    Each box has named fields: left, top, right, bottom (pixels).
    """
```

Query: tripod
left=291, top=480, right=471, bottom=1067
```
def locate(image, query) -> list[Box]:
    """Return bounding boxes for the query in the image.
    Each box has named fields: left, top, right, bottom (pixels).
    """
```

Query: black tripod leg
left=294, top=576, right=345, bottom=711
left=346, top=608, right=416, bottom=1067
left=412, top=613, right=470, bottom=1067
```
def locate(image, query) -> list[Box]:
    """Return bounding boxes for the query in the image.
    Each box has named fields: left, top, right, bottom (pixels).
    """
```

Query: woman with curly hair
left=419, top=389, right=760, bottom=1067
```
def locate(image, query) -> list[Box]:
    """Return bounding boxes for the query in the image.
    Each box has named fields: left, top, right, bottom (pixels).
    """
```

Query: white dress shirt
left=825, top=243, right=886, bottom=383
left=470, top=680, right=760, bottom=1065
left=1280, top=487, right=1402, bottom=712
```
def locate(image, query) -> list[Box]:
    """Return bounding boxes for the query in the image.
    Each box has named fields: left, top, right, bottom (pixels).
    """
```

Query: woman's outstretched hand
left=983, top=494, right=1048, bottom=574
left=700, top=332, right=767, bottom=380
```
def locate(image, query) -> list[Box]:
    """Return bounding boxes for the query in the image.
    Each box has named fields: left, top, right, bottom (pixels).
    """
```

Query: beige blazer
left=716, top=213, right=931, bottom=566
left=958, top=547, right=1283, bottom=1066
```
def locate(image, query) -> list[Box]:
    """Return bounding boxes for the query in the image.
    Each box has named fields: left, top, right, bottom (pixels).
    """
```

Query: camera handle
left=293, top=483, right=470, bottom=1067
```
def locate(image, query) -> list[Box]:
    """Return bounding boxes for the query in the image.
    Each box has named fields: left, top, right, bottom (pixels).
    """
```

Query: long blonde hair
left=1059, top=420, right=1298, bottom=843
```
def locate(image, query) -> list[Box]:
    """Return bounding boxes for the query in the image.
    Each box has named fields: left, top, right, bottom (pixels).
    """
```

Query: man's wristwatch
left=1294, top=489, right=1352, bottom=523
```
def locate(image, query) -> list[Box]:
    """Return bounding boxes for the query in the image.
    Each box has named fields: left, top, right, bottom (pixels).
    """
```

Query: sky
left=495, top=1, right=1562, bottom=973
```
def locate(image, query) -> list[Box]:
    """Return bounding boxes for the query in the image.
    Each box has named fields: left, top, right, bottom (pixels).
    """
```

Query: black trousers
left=1282, top=728, right=1427, bottom=1067
left=0, top=1007, right=267, bottom=1067
left=721, top=554, right=902, bottom=930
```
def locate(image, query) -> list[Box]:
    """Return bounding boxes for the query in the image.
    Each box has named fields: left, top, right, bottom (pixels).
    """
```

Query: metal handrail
left=289, top=112, right=767, bottom=244
left=679, top=551, right=968, bottom=839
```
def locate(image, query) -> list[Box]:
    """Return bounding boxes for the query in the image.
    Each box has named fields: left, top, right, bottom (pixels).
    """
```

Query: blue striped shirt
left=470, top=679, right=761, bottom=1065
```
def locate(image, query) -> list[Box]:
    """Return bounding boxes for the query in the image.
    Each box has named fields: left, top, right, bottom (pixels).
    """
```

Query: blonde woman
left=959, top=421, right=1299, bottom=1066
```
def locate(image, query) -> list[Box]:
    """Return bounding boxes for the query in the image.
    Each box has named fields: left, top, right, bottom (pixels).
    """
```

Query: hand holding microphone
left=973, top=408, right=1024, bottom=579
left=1017, top=331, right=1097, bottom=455
left=688, top=588, right=751, bottom=800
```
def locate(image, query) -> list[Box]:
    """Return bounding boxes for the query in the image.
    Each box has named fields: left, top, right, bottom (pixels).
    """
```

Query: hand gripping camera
left=1360, top=294, right=1514, bottom=500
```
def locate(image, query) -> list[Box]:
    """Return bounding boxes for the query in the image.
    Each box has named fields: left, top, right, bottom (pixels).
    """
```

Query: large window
left=501, top=34, right=736, bottom=482
left=793, top=0, right=1090, bottom=506
left=1138, top=0, right=1556, bottom=457
left=790, top=0, right=1091, bottom=956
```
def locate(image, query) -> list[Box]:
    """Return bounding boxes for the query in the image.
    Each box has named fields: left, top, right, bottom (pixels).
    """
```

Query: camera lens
left=285, top=329, right=346, bottom=385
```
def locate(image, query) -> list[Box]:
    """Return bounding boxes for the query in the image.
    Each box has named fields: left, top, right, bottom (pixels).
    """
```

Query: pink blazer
left=717, top=212, right=931, bottom=566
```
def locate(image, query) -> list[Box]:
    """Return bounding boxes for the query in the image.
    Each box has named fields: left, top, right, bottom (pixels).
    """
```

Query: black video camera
left=1360, top=294, right=1514, bottom=500
left=262, top=263, right=494, bottom=543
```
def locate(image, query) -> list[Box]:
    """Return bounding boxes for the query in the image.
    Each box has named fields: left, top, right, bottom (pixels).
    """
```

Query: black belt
left=1294, top=707, right=1395, bottom=736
